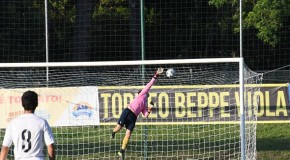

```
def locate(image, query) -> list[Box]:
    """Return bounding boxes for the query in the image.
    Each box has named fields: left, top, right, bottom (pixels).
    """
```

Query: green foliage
left=49, top=0, right=75, bottom=23
left=210, top=0, right=290, bottom=47
left=244, top=0, right=285, bottom=47
left=208, top=0, right=229, bottom=8
left=144, top=8, right=156, bottom=25
left=93, top=0, right=129, bottom=19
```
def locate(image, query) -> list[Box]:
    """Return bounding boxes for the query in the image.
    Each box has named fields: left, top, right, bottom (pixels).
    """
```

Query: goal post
left=0, top=58, right=262, bottom=159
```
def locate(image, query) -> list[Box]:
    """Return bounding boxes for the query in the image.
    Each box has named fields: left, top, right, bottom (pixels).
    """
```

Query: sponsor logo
left=72, top=102, right=93, bottom=118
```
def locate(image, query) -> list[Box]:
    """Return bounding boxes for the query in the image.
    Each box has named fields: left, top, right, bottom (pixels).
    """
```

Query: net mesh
left=0, top=60, right=262, bottom=159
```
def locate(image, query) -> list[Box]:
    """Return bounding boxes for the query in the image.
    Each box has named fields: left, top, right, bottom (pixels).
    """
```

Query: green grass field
left=256, top=123, right=290, bottom=160
left=51, top=124, right=242, bottom=159
left=1, top=123, right=290, bottom=159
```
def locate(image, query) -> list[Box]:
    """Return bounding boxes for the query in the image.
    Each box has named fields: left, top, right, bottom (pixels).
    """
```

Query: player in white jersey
left=0, top=90, right=55, bottom=160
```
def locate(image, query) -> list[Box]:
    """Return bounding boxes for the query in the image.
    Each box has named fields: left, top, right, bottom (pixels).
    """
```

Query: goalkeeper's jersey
left=2, top=113, right=54, bottom=160
left=129, top=77, right=156, bottom=117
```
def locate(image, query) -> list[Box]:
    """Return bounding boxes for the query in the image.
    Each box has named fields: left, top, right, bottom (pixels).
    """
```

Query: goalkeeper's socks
left=118, top=149, right=125, bottom=159
left=111, top=132, right=116, bottom=139
left=118, top=149, right=125, bottom=155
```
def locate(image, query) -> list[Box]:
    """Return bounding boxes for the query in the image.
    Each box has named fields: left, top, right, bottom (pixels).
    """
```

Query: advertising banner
left=98, top=84, right=290, bottom=123
left=288, top=83, right=290, bottom=106
left=0, top=84, right=289, bottom=128
left=0, top=87, right=99, bottom=128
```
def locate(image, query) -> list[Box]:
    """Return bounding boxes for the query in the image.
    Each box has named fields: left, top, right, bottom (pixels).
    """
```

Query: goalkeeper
left=111, top=67, right=164, bottom=157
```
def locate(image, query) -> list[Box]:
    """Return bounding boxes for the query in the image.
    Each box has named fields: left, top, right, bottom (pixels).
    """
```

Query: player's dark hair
left=22, top=90, right=38, bottom=111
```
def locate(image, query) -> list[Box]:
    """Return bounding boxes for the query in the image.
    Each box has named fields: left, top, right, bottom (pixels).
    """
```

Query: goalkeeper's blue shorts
left=117, top=108, right=137, bottom=131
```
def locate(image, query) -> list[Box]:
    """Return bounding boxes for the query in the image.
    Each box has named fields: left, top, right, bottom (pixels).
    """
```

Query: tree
left=209, top=0, right=290, bottom=47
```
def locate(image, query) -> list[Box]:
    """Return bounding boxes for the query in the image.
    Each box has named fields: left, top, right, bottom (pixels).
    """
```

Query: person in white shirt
left=0, top=90, right=55, bottom=160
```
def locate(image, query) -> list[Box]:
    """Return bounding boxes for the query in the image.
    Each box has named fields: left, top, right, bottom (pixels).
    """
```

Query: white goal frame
left=0, top=57, right=247, bottom=159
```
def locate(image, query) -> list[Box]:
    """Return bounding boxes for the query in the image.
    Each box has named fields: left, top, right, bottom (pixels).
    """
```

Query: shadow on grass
left=257, top=138, right=290, bottom=151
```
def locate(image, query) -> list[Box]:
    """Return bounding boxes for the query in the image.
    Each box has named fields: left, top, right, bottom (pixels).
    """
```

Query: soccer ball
left=166, top=68, right=175, bottom=78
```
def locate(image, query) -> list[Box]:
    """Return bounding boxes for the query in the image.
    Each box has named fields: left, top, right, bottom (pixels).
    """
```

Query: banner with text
left=99, top=84, right=290, bottom=123
left=0, top=87, right=100, bottom=129
left=0, top=84, right=289, bottom=128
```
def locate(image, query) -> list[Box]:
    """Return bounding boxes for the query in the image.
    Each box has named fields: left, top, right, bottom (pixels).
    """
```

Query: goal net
left=0, top=58, right=262, bottom=159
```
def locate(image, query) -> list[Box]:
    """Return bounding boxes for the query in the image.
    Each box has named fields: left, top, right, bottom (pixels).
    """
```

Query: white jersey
left=2, top=113, right=54, bottom=160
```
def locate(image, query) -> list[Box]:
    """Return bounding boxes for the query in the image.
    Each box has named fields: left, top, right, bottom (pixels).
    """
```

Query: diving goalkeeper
left=111, top=67, right=164, bottom=158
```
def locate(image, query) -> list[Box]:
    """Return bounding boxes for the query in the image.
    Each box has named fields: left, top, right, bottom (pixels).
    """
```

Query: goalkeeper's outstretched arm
left=139, top=67, right=164, bottom=96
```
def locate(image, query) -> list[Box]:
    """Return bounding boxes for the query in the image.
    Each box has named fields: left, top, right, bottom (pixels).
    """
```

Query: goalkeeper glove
left=154, top=67, right=164, bottom=78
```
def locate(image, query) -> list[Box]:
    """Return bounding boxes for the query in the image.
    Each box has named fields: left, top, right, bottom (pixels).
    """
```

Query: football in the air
left=166, top=68, right=175, bottom=78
